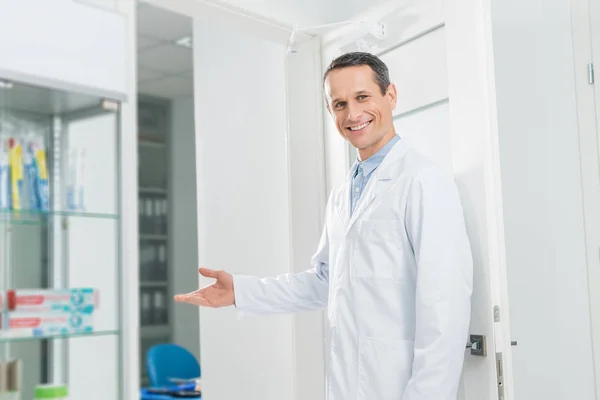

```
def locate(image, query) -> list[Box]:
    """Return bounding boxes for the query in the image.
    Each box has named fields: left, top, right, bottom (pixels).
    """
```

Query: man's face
left=325, top=65, right=397, bottom=159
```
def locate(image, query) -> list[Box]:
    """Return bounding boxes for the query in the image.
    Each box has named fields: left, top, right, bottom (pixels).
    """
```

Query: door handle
left=466, top=336, right=518, bottom=357
left=466, top=334, right=486, bottom=356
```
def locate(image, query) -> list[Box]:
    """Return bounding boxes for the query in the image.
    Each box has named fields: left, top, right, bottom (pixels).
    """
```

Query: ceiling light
left=175, top=36, right=192, bottom=49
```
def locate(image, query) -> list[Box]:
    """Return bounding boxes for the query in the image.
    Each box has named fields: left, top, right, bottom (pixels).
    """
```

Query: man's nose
left=346, top=103, right=363, bottom=122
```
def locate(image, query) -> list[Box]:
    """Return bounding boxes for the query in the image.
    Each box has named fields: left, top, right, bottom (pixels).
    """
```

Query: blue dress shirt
left=350, top=135, right=400, bottom=215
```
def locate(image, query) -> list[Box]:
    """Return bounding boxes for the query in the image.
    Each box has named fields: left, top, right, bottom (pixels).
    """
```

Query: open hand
left=174, top=267, right=235, bottom=308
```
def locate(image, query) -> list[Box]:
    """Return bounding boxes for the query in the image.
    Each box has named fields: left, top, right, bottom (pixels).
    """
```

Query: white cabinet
left=0, top=0, right=127, bottom=99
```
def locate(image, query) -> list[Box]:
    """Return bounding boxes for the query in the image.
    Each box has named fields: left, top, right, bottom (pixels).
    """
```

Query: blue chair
left=146, top=344, right=201, bottom=388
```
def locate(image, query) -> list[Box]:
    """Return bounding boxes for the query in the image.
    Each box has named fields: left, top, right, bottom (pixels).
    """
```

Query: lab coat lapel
left=334, top=165, right=355, bottom=228
left=346, top=139, right=410, bottom=232
left=346, top=173, right=385, bottom=230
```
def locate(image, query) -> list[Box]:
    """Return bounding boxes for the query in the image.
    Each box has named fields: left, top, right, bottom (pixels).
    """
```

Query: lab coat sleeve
left=402, top=167, right=473, bottom=400
left=231, top=222, right=330, bottom=317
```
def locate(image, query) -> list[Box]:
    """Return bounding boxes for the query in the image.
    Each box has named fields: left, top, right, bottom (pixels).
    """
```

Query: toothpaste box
left=1, top=288, right=98, bottom=314
left=5, top=311, right=93, bottom=336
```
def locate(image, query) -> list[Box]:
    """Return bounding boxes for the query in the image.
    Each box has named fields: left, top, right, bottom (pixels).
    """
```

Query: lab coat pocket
left=357, top=337, right=413, bottom=400
left=352, top=220, right=404, bottom=280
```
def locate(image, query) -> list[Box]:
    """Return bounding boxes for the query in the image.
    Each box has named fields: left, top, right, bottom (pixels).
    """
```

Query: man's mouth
left=347, top=120, right=372, bottom=132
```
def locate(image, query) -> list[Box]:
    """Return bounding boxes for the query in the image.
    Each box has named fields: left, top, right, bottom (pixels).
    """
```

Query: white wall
left=193, top=18, right=295, bottom=400
left=170, top=96, right=201, bottom=361
left=490, top=0, right=596, bottom=398
left=0, top=0, right=127, bottom=98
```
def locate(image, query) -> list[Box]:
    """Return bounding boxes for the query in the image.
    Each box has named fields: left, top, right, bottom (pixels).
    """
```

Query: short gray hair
left=323, top=52, right=391, bottom=95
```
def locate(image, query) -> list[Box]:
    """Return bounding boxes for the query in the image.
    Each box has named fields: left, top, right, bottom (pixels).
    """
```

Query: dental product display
left=0, top=114, right=85, bottom=213
left=0, top=135, right=9, bottom=210
left=24, top=133, right=50, bottom=211
left=66, top=148, right=85, bottom=211
left=1, top=288, right=98, bottom=313
left=0, top=288, right=98, bottom=338
left=3, top=311, right=93, bottom=336
left=8, top=137, right=23, bottom=211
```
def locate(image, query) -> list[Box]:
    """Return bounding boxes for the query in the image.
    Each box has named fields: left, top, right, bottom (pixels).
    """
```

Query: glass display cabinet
left=0, top=76, right=123, bottom=400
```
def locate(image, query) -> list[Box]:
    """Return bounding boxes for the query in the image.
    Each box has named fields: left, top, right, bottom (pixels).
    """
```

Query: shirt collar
left=352, top=135, right=400, bottom=177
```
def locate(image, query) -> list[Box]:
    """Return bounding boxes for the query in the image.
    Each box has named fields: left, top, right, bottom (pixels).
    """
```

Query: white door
left=592, top=0, right=600, bottom=123
left=321, top=0, right=514, bottom=399
left=571, top=0, right=600, bottom=398
left=588, top=3, right=600, bottom=397
left=489, top=0, right=599, bottom=398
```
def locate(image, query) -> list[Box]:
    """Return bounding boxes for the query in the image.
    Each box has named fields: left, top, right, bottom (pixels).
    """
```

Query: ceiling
left=137, top=2, right=194, bottom=99
left=136, top=0, right=394, bottom=99
left=210, top=0, right=393, bottom=28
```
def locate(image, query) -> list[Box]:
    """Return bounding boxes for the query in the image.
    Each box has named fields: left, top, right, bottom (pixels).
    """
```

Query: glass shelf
left=0, top=209, right=119, bottom=225
left=0, top=329, right=120, bottom=343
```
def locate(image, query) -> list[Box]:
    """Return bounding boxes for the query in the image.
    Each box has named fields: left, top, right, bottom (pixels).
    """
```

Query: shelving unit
left=137, top=95, right=172, bottom=386
left=0, top=77, right=124, bottom=400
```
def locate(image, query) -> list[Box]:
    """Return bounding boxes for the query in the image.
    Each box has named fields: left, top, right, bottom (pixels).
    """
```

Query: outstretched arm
left=174, top=222, right=330, bottom=316
left=232, top=223, right=330, bottom=316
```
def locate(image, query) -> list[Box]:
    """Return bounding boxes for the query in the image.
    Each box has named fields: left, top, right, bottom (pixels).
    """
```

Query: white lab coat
left=233, top=138, right=473, bottom=400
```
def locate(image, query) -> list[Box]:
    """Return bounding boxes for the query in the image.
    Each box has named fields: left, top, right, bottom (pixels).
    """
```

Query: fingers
left=174, top=293, right=212, bottom=307
left=198, top=267, right=219, bottom=279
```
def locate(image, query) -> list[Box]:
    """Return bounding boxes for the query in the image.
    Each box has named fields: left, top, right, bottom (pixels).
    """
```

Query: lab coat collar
left=337, top=136, right=410, bottom=231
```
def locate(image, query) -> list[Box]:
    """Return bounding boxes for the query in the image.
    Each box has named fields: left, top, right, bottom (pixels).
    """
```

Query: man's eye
left=357, top=95, right=367, bottom=101
left=335, top=102, right=346, bottom=109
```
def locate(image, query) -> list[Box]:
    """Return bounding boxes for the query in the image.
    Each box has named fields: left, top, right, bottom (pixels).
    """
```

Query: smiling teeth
left=350, top=121, right=370, bottom=131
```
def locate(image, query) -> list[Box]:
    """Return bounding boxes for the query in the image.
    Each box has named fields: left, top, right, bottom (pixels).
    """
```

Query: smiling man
left=175, top=52, right=473, bottom=400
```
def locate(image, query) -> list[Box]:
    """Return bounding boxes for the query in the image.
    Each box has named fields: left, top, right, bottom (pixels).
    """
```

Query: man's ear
left=387, top=83, right=398, bottom=111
